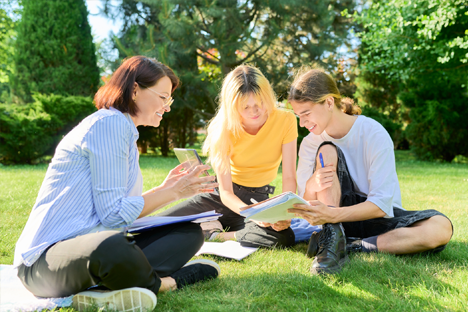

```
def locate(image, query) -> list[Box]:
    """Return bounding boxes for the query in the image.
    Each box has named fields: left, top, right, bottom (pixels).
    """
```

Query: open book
left=240, top=192, right=308, bottom=223
left=195, top=241, right=258, bottom=261
left=128, top=211, right=222, bottom=233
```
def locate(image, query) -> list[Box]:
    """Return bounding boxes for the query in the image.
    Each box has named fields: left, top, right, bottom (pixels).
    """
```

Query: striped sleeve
left=83, top=115, right=144, bottom=228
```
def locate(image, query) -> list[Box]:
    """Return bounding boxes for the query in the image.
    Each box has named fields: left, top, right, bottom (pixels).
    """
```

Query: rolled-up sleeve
left=83, top=116, right=144, bottom=228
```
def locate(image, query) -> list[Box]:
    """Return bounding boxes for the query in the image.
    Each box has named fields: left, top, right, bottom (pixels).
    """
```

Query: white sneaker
left=72, top=287, right=157, bottom=312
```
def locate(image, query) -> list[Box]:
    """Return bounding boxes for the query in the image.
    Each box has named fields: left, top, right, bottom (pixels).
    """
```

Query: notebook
left=240, top=192, right=309, bottom=223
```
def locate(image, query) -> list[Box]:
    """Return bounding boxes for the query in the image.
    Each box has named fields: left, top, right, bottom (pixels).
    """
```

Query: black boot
left=346, top=237, right=363, bottom=254
left=310, top=223, right=349, bottom=275
left=306, top=231, right=320, bottom=258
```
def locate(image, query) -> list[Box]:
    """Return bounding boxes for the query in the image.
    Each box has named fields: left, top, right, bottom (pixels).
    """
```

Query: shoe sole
left=183, top=259, right=221, bottom=276
left=72, top=287, right=156, bottom=312
left=310, top=255, right=350, bottom=275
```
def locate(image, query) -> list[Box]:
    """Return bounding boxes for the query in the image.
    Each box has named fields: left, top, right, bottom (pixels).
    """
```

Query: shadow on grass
left=156, top=242, right=466, bottom=312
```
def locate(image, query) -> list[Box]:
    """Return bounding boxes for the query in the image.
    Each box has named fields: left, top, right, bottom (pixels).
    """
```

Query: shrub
left=0, top=94, right=96, bottom=164
left=401, top=75, right=468, bottom=162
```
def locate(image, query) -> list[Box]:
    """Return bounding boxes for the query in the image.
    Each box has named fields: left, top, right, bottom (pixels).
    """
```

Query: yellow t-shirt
left=230, top=109, right=298, bottom=187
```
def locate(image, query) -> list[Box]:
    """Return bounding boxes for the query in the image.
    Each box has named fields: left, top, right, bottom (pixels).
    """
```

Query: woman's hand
left=170, top=164, right=218, bottom=200
left=160, top=164, right=188, bottom=189
left=288, top=200, right=338, bottom=225
left=306, top=164, right=336, bottom=193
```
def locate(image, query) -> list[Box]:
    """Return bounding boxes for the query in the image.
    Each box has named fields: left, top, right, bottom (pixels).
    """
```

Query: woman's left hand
left=288, top=200, right=338, bottom=225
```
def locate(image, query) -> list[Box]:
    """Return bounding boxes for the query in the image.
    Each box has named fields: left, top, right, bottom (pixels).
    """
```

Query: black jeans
left=17, top=222, right=203, bottom=298
left=315, top=141, right=452, bottom=253
left=158, top=183, right=295, bottom=248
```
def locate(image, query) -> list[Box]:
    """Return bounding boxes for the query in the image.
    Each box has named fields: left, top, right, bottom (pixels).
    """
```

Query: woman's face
left=290, top=98, right=333, bottom=135
left=238, top=94, right=268, bottom=129
left=133, top=76, right=173, bottom=127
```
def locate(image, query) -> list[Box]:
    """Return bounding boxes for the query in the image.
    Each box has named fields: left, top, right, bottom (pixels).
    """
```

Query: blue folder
left=128, top=210, right=222, bottom=233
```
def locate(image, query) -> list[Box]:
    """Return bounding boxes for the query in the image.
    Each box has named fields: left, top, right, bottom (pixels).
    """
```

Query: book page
left=195, top=241, right=258, bottom=261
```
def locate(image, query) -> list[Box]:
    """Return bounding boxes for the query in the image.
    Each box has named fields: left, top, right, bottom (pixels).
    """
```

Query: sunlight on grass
left=1, top=150, right=467, bottom=311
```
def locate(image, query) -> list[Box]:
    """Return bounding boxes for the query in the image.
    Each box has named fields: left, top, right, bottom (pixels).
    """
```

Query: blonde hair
left=203, top=64, right=277, bottom=174
left=288, top=68, right=361, bottom=115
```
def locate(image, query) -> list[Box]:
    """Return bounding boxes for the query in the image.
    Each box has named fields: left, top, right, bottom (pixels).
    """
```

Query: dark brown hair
left=94, top=56, right=179, bottom=116
left=288, top=68, right=361, bottom=115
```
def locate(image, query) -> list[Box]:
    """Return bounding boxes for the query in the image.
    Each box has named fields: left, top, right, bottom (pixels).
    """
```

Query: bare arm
left=281, top=139, right=297, bottom=194
left=270, top=139, right=297, bottom=231
left=217, top=168, right=248, bottom=215
left=289, top=200, right=386, bottom=225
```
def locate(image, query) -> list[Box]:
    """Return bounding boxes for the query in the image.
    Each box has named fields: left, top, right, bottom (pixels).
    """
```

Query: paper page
left=195, top=241, right=258, bottom=261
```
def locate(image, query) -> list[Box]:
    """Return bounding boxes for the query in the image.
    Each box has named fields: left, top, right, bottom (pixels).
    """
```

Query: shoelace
left=317, top=225, right=338, bottom=257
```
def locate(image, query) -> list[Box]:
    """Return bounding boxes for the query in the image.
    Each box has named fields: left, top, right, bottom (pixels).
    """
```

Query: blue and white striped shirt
left=14, top=108, right=145, bottom=267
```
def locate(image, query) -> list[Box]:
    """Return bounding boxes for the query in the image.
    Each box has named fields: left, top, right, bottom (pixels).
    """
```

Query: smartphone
left=173, top=148, right=218, bottom=194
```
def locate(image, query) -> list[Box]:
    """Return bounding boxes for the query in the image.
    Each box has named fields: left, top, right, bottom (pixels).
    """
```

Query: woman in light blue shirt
left=14, top=56, right=220, bottom=311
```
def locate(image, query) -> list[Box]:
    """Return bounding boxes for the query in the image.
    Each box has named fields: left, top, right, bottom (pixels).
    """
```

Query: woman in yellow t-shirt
left=159, top=64, right=298, bottom=247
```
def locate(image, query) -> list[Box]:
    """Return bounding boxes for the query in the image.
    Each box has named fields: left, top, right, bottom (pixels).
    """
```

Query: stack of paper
left=128, top=210, right=222, bottom=233
left=195, top=241, right=258, bottom=261
left=240, top=192, right=309, bottom=223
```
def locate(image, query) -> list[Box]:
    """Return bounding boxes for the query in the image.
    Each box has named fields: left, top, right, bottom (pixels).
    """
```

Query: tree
left=12, top=0, right=100, bottom=101
left=0, top=5, right=17, bottom=102
left=353, top=0, right=468, bottom=161
left=104, top=0, right=356, bottom=154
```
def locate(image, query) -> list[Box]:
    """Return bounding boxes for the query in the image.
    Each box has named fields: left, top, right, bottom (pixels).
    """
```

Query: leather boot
left=346, top=238, right=363, bottom=254
left=306, top=231, right=321, bottom=258
left=310, top=223, right=349, bottom=275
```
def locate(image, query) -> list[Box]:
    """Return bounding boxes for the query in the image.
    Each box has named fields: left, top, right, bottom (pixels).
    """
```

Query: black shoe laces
left=317, top=225, right=338, bottom=257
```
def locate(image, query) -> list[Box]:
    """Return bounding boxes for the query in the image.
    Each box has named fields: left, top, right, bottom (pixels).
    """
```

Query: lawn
left=0, top=150, right=467, bottom=311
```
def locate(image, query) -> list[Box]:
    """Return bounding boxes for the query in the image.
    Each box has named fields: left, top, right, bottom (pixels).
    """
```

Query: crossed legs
left=312, top=143, right=452, bottom=255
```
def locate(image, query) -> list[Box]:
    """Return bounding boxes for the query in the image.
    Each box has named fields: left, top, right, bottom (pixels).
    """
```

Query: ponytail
left=340, top=97, right=361, bottom=115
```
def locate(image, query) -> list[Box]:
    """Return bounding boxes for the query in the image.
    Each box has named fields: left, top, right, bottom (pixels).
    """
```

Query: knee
left=423, top=215, right=453, bottom=249
left=316, top=143, right=338, bottom=169
left=237, top=222, right=295, bottom=248
left=173, top=222, right=204, bottom=252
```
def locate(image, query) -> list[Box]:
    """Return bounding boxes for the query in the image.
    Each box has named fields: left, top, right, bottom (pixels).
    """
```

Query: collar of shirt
left=109, top=107, right=139, bottom=143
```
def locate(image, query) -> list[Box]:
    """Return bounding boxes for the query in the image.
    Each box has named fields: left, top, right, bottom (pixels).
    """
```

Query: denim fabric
left=314, top=141, right=452, bottom=253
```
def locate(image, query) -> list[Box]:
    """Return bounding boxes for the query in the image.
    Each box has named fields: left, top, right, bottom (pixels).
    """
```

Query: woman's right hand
left=306, top=163, right=336, bottom=193
left=170, top=164, right=218, bottom=200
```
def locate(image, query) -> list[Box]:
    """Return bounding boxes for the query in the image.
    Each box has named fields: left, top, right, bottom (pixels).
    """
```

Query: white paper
left=195, top=241, right=258, bottom=261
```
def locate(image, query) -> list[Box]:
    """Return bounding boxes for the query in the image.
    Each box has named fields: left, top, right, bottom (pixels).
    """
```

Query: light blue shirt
left=14, top=108, right=145, bottom=267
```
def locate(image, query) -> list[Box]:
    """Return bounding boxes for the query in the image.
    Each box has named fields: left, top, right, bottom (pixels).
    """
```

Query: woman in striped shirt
left=14, top=56, right=220, bottom=311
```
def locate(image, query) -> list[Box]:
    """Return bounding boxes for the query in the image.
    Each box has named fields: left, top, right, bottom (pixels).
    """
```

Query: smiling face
left=290, top=98, right=333, bottom=135
left=132, top=76, right=172, bottom=127
left=238, top=94, right=268, bottom=130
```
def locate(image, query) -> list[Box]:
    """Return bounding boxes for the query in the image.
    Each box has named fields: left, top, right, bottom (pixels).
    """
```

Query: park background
left=0, top=0, right=467, bottom=311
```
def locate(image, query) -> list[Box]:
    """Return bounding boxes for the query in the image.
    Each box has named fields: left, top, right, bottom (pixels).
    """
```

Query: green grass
left=1, top=150, right=467, bottom=311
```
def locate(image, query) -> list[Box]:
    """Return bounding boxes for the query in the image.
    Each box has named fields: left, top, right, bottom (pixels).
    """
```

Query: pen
left=250, top=198, right=258, bottom=204
left=319, top=152, right=324, bottom=168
